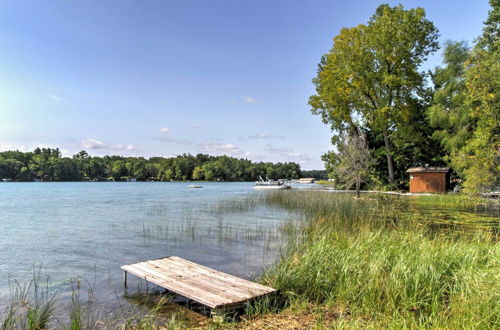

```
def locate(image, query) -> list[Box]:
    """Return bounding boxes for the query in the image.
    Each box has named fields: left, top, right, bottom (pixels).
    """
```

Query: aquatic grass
left=2, top=190, right=497, bottom=328
left=258, top=191, right=500, bottom=328
left=122, top=296, right=190, bottom=330
left=212, top=195, right=264, bottom=214
left=0, top=306, right=16, bottom=330
left=140, top=215, right=304, bottom=250
left=1, top=267, right=56, bottom=330
left=413, top=193, right=494, bottom=209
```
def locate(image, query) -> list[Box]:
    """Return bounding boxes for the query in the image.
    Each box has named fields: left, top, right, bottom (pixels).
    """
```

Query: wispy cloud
left=155, top=127, right=194, bottom=144
left=247, top=132, right=286, bottom=139
left=47, top=94, right=61, bottom=102
left=154, top=135, right=194, bottom=145
left=0, top=144, right=30, bottom=152
left=81, top=138, right=137, bottom=151
left=189, top=122, right=202, bottom=128
left=243, top=96, right=258, bottom=104
left=263, top=144, right=313, bottom=164
left=200, top=142, right=252, bottom=158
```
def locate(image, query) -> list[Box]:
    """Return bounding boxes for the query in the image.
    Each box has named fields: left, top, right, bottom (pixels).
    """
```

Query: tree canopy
left=310, top=4, right=439, bottom=184
left=0, top=148, right=302, bottom=182
left=312, top=2, right=499, bottom=193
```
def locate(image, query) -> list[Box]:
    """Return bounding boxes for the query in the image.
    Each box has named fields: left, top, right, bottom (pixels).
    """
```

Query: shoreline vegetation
left=1, top=191, right=498, bottom=329
left=1, top=1, right=498, bottom=329
left=0, top=148, right=308, bottom=183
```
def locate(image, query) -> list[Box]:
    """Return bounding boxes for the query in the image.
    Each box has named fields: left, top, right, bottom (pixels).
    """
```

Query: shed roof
left=407, top=167, right=450, bottom=173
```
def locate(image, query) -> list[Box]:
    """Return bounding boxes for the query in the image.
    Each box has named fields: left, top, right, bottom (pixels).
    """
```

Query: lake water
left=0, top=182, right=297, bottom=314
left=1, top=183, right=497, bottom=321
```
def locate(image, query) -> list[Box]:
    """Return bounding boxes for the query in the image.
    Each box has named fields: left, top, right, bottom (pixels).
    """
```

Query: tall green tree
left=427, top=41, right=471, bottom=157
left=458, top=0, right=499, bottom=192
left=310, top=4, right=439, bottom=183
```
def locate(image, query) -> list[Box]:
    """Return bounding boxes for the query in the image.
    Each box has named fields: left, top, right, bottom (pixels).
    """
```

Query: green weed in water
left=258, top=191, right=499, bottom=328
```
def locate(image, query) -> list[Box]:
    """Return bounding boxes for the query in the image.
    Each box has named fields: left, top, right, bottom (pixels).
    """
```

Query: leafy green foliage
left=0, top=148, right=302, bottom=182
left=310, top=4, right=440, bottom=184
left=313, top=2, right=499, bottom=193
left=427, top=1, right=499, bottom=193
left=457, top=0, right=500, bottom=193
left=427, top=41, right=472, bottom=156
left=299, top=169, right=327, bottom=180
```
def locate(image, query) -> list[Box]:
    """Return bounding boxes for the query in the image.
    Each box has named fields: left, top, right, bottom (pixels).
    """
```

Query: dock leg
left=123, top=271, right=128, bottom=288
left=211, top=306, right=239, bottom=322
left=211, top=308, right=225, bottom=323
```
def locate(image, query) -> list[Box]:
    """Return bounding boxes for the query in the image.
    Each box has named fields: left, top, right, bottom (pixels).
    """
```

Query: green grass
left=258, top=191, right=499, bottom=328
left=0, top=268, right=55, bottom=330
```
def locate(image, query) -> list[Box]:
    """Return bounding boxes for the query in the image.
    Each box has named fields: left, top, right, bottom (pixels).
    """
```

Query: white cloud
left=0, top=144, right=30, bottom=152
left=60, top=149, right=72, bottom=157
left=200, top=143, right=252, bottom=157
left=47, top=94, right=61, bottom=101
left=159, top=127, right=171, bottom=134
left=114, top=144, right=137, bottom=151
left=82, top=139, right=106, bottom=149
left=154, top=135, right=194, bottom=144
left=189, top=122, right=202, bottom=128
left=263, top=144, right=313, bottom=164
left=81, top=139, right=137, bottom=151
left=243, top=96, right=258, bottom=104
left=247, top=132, right=286, bottom=139
left=249, top=132, right=271, bottom=139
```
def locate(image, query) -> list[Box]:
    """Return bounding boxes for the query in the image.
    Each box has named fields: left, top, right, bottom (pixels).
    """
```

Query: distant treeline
left=300, top=170, right=328, bottom=180
left=0, top=148, right=303, bottom=182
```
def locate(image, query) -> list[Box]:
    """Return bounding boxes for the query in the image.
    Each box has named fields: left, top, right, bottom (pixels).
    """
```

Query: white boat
left=253, top=177, right=290, bottom=190
left=187, top=185, right=203, bottom=188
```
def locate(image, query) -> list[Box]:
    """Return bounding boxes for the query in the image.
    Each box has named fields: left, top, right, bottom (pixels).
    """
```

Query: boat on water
left=253, top=177, right=291, bottom=190
left=187, top=185, right=203, bottom=188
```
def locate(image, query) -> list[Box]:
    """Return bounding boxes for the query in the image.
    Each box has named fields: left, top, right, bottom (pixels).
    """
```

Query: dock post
left=123, top=271, right=128, bottom=288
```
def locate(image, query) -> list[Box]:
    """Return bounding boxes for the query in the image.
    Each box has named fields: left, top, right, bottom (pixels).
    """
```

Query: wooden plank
left=144, top=262, right=245, bottom=302
left=124, top=262, right=248, bottom=308
left=156, top=257, right=274, bottom=294
left=122, top=263, right=230, bottom=308
left=151, top=258, right=272, bottom=297
left=145, top=260, right=250, bottom=300
left=121, top=256, right=277, bottom=309
left=122, top=264, right=229, bottom=307
left=169, top=256, right=275, bottom=292
left=127, top=263, right=236, bottom=306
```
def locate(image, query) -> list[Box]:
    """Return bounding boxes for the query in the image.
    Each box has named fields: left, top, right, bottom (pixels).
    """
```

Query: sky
left=0, top=0, right=491, bottom=169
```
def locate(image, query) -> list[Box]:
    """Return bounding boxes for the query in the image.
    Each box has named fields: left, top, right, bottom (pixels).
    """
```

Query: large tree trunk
left=355, top=180, right=361, bottom=198
left=383, top=131, right=395, bottom=183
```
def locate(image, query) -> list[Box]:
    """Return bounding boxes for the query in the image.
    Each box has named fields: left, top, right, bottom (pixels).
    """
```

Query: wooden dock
left=121, top=256, right=277, bottom=311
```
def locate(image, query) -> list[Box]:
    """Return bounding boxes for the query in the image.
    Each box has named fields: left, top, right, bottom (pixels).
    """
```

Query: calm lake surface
left=0, top=182, right=298, bottom=313
left=1, top=182, right=497, bottom=319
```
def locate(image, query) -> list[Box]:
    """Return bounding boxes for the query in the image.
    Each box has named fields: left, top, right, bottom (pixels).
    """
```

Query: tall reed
left=1, top=267, right=55, bottom=330
left=260, top=191, right=499, bottom=328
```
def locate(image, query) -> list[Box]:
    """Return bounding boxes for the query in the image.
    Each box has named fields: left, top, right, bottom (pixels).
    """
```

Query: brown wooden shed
left=407, top=167, right=450, bottom=193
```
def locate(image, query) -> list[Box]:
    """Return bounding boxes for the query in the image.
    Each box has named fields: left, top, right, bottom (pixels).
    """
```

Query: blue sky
left=0, top=0, right=491, bottom=169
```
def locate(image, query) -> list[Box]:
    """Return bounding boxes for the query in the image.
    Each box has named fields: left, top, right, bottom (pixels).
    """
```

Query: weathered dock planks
left=121, top=256, right=276, bottom=310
